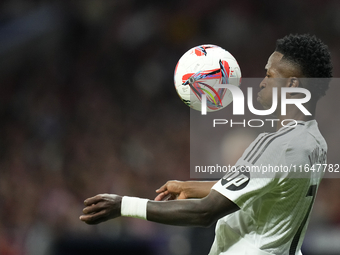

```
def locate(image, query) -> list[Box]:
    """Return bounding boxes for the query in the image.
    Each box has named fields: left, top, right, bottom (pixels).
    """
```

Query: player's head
left=275, top=34, right=333, bottom=100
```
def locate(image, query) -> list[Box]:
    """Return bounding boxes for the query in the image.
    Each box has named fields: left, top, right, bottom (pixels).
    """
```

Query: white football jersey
left=210, top=120, right=327, bottom=255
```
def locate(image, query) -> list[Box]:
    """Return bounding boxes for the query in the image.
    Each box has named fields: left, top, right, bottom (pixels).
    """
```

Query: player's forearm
left=80, top=190, right=239, bottom=227
left=147, top=199, right=212, bottom=227
left=147, top=189, right=237, bottom=227
left=182, top=181, right=217, bottom=198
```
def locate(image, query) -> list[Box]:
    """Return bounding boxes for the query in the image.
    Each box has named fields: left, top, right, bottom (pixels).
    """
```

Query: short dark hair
left=275, top=34, right=332, bottom=99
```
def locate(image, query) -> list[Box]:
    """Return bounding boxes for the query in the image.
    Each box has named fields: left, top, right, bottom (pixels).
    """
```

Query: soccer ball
left=174, top=45, right=241, bottom=112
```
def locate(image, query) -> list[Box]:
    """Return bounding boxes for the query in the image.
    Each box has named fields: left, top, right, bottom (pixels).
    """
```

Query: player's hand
left=155, top=180, right=188, bottom=201
left=79, top=194, right=122, bottom=224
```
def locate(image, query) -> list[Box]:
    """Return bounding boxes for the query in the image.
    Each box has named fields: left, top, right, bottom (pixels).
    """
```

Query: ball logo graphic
left=174, top=45, right=242, bottom=112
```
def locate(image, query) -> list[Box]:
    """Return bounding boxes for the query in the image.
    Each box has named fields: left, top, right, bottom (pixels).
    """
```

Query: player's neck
left=276, top=103, right=316, bottom=131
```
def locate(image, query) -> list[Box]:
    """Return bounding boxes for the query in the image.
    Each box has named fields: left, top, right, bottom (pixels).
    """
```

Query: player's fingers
left=154, top=194, right=162, bottom=201
left=154, top=191, right=169, bottom=201
left=84, top=194, right=104, bottom=206
left=177, top=193, right=187, bottom=200
left=82, top=202, right=104, bottom=215
left=162, top=193, right=175, bottom=201
left=79, top=210, right=108, bottom=225
left=155, top=183, right=168, bottom=193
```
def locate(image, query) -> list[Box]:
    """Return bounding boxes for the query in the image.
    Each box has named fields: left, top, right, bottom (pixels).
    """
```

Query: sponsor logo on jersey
left=221, top=166, right=250, bottom=190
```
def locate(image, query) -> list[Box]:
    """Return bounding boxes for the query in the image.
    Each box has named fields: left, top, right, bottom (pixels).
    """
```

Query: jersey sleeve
left=212, top=171, right=277, bottom=210
left=211, top=130, right=290, bottom=210
left=212, top=123, right=323, bottom=210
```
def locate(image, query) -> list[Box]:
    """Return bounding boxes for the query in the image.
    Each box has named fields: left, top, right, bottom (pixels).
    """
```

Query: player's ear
left=286, top=77, right=304, bottom=97
left=286, top=77, right=300, bottom=88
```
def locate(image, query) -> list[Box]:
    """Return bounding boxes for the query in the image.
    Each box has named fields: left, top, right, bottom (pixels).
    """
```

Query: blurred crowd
left=0, top=1, right=340, bottom=255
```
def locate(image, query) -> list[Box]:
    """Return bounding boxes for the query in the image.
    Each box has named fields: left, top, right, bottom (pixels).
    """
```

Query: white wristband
left=121, top=196, right=148, bottom=220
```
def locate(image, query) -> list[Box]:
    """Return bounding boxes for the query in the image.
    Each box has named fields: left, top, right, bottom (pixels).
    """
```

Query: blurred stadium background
left=0, top=0, right=339, bottom=255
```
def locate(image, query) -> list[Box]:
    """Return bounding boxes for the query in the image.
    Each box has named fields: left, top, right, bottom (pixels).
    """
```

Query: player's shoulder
left=276, top=119, right=327, bottom=153
left=240, top=120, right=326, bottom=166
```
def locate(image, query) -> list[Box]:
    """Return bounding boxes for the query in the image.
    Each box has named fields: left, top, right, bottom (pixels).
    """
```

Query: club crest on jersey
left=221, top=167, right=250, bottom=191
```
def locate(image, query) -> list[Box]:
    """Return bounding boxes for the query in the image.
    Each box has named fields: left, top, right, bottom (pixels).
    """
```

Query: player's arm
left=80, top=189, right=239, bottom=227
left=155, top=180, right=217, bottom=201
left=149, top=189, right=238, bottom=226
